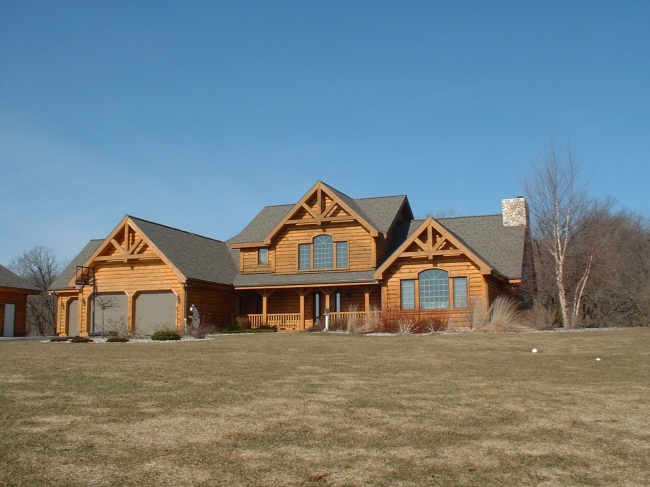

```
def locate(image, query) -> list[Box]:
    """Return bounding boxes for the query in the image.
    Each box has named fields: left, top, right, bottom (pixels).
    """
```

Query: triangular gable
left=78, top=216, right=186, bottom=284
left=261, top=181, right=380, bottom=245
left=373, top=216, right=493, bottom=279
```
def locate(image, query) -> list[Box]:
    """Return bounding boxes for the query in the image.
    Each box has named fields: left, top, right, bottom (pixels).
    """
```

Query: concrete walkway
left=0, top=336, right=56, bottom=341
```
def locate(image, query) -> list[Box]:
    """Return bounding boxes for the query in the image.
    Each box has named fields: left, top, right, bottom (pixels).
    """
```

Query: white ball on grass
left=596, top=358, right=601, bottom=361
left=532, top=348, right=537, bottom=353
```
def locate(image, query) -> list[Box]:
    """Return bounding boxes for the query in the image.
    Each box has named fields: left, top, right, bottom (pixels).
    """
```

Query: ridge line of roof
left=355, top=195, right=407, bottom=201
left=127, top=215, right=225, bottom=243
left=436, top=213, right=502, bottom=220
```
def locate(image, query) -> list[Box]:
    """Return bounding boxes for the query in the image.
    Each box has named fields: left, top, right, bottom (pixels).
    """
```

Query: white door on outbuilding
left=134, top=291, right=176, bottom=336
left=3, top=303, right=16, bottom=337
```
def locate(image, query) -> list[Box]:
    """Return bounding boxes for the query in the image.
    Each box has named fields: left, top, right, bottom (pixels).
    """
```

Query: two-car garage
left=88, top=291, right=176, bottom=336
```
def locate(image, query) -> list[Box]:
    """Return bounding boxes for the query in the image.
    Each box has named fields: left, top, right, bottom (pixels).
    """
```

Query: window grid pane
left=453, top=277, right=468, bottom=308
left=299, top=244, right=311, bottom=270
left=314, top=235, right=333, bottom=269
left=336, top=241, right=348, bottom=268
left=401, top=280, right=415, bottom=310
left=419, top=269, right=449, bottom=309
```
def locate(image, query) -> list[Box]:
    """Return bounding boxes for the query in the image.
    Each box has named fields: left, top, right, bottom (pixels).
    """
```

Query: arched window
left=314, top=235, right=333, bottom=269
left=419, top=269, right=449, bottom=309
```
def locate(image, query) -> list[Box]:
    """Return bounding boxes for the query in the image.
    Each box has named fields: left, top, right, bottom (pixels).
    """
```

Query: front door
left=313, top=292, right=322, bottom=324
left=3, top=303, right=16, bottom=337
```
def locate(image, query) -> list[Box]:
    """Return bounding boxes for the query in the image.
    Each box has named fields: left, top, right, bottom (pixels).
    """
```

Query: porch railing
left=330, top=311, right=380, bottom=322
left=248, top=313, right=302, bottom=329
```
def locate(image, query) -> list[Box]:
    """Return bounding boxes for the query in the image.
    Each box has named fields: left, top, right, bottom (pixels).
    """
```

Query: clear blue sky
left=1, top=1, right=649, bottom=265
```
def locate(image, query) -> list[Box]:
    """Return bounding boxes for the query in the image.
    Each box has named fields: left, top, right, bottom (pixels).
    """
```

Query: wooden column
left=296, top=288, right=309, bottom=329
left=259, top=290, right=274, bottom=326
left=381, top=285, right=387, bottom=312
left=126, top=291, right=134, bottom=335
left=363, top=287, right=370, bottom=314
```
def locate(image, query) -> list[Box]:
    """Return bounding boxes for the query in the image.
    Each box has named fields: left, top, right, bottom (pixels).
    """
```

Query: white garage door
left=68, top=299, right=79, bottom=336
left=134, top=291, right=176, bottom=336
left=91, top=293, right=127, bottom=335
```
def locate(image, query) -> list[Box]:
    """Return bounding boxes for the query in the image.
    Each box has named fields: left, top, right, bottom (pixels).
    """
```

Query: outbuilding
left=0, top=264, right=40, bottom=337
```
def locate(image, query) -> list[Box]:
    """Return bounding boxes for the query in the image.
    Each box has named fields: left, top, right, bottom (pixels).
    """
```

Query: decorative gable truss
left=374, top=217, right=493, bottom=280
left=261, top=181, right=379, bottom=245
left=94, top=220, right=155, bottom=263
left=76, top=216, right=186, bottom=285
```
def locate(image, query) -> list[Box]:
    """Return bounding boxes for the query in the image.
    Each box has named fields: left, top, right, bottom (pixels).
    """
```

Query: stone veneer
left=502, top=197, right=528, bottom=227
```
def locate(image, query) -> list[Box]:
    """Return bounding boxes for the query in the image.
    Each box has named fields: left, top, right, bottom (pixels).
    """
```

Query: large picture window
left=400, top=280, right=415, bottom=310
left=314, top=235, right=333, bottom=269
left=419, top=269, right=449, bottom=309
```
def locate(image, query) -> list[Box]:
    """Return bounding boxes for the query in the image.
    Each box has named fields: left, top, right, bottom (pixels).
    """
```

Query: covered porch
left=236, top=284, right=382, bottom=330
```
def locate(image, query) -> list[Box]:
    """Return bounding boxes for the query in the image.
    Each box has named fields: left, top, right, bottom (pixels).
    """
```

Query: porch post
left=324, top=292, right=330, bottom=311
left=262, top=294, right=267, bottom=325
left=364, top=287, right=370, bottom=315
left=299, top=292, right=305, bottom=329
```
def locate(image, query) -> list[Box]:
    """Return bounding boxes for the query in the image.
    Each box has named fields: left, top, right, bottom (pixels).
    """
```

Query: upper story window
left=299, top=244, right=311, bottom=270
left=314, top=235, right=333, bottom=269
left=419, top=269, right=449, bottom=309
left=258, top=248, right=268, bottom=266
left=336, top=241, right=348, bottom=268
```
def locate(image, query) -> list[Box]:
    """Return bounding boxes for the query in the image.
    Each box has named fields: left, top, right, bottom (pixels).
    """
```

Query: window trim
left=258, top=248, right=268, bottom=266
left=314, top=234, right=334, bottom=269
left=335, top=240, right=349, bottom=269
left=452, top=276, right=468, bottom=309
left=400, top=279, right=415, bottom=310
left=418, top=269, right=450, bottom=309
left=298, top=243, right=311, bottom=270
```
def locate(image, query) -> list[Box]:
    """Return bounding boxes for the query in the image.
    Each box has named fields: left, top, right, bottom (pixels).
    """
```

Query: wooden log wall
left=186, top=281, right=235, bottom=328
left=382, top=256, right=484, bottom=311
left=0, top=288, right=30, bottom=336
left=271, top=221, right=375, bottom=274
left=68, top=259, right=184, bottom=335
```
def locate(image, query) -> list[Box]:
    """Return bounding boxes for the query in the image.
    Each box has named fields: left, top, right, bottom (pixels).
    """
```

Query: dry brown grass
left=1, top=329, right=649, bottom=486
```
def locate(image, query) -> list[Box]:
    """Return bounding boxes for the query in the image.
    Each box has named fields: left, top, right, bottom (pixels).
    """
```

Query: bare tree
left=8, top=246, right=61, bottom=336
left=523, top=143, right=593, bottom=328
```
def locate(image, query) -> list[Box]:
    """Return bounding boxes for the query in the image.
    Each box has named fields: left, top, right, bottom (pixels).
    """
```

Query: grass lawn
left=1, top=328, right=649, bottom=487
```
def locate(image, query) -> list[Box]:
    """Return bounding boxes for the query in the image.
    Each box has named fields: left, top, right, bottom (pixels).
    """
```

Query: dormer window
left=258, top=248, right=268, bottom=266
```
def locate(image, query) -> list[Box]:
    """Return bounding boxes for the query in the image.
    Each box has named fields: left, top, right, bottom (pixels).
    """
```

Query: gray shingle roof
left=228, top=205, right=293, bottom=244
left=50, top=240, right=104, bottom=290
left=50, top=218, right=239, bottom=289
left=438, top=215, right=525, bottom=280
left=130, top=217, right=238, bottom=285
left=0, top=264, right=40, bottom=291
left=228, top=183, right=410, bottom=244
left=388, top=215, right=526, bottom=279
left=234, top=270, right=376, bottom=288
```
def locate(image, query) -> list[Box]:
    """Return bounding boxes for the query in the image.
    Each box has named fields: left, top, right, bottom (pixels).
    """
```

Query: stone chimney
left=502, top=197, right=528, bottom=227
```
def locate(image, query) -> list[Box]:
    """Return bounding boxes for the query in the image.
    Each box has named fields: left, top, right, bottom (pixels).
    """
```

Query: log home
left=52, top=181, right=533, bottom=335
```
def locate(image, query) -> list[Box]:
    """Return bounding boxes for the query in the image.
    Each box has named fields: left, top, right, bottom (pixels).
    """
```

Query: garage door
left=68, top=299, right=79, bottom=336
left=134, top=291, right=176, bottom=336
left=91, top=293, right=127, bottom=335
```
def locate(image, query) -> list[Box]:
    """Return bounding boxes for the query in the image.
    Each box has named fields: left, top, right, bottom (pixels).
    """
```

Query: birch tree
left=523, top=143, right=592, bottom=328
